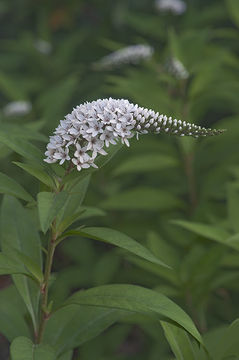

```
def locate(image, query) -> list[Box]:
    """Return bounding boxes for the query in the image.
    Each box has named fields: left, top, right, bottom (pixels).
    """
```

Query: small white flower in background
left=34, top=39, right=52, bottom=55
left=95, top=44, right=154, bottom=69
left=3, top=101, right=32, bottom=117
left=44, top=98, right=224, bottom=171
left=155, top=0, right=187, bottom=15
left=166, top=57, right=189, bottom=79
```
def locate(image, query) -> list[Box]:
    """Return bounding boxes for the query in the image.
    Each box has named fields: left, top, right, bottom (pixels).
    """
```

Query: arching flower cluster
left=155, top=0, right=187, bottom=15
left=166, top=57, right=189, bottom=79
left=44, top=98, right=224, bottom=171
left=95, top=45, right=154, bottom=69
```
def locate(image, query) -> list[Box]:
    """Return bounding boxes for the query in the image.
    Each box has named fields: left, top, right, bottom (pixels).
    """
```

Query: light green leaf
left=101, top=187, right=183, bottom=211
left=37, top=191, right=68, bottom=233
left=64, top=284, right=203, bottom=345
left=14, top=162, right=55, bottom=188
left=161, top=321, right=198, bottom=360
left=0, top=171, right=33, bottom=202
left=10, top=336, right=56, bottom=360
left=70, top=227, right=170, bottom=268
left=113, top=153, right=178, bottom=176
left=1, top=196, right=42, bottom=332
left=0, top=286, right=31, bottom=341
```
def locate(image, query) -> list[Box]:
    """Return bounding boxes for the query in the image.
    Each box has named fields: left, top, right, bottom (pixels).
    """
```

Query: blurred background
left=0, top=0, right=239, bottom=359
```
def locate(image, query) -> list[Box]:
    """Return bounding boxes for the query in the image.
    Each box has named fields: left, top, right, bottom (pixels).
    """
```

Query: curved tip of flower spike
left=44, top=98, right=226, bottom=171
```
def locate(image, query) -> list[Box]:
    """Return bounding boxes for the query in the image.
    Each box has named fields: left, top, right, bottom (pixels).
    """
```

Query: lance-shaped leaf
left=44, top=305, right=126, bottom=355
left=65, top=227, right=170, bottom=268
left=37, top=191, right=68, bottom=233
left=0, top=286, right=31, bottom=341
left=113, top=153, right=178, bottom=176
left=161, top=321, right=199, bottom=360
left=0, top=196, right=42, bottom=333
left=0, top=252, right=29, bottom=276
left=101, top=187, right=183, bottom=211
left=63, top=284, right=203, bottom=345
left=14, top=162, right=55, bottom=188
left=0, top=171, right=33, bottom=202
left=0, top=133, right=42, bottom=161
left=10, top=336, right=56, bottom=360
left=172, top=220, right=238, bottom=250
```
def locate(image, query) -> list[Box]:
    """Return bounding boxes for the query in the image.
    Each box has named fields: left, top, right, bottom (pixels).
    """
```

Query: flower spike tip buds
left=44, top=98, right=225, bottom=171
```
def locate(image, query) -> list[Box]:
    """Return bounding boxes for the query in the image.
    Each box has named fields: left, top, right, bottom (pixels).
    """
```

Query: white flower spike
left=166, top=57, right=189, bottom=79
left=95, top=45, right=154, bottom=69
left=3, top=101, right=32, bottom=117
left=155, top=0, right=187, bottom=15
left=44, top=98, right=225, bottom=171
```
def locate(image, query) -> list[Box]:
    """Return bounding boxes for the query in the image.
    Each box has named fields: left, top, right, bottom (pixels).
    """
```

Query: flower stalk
left=36, top=220, right=57, bottom=344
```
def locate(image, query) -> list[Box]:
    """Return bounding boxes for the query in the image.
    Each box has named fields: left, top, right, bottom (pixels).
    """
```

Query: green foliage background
left=0, top=0, right=239, bottom=359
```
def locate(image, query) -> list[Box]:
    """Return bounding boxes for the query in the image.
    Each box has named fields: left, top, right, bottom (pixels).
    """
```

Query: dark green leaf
left=0, top=286, right=31, bottom=341
left=70, top=227, right=170, bottom=268
left=101, top=187, right=183, bottom=211
left=10, top=336, right=56, bottom=360
left=113, top=153, right=178, bottom=176
left=37, top=191, right=68, bottom=233
left=0, top=196, right=42, bottom=332
left=14, top=162, right=55, bottom=188
left=64, top=284, right=203, bottom=344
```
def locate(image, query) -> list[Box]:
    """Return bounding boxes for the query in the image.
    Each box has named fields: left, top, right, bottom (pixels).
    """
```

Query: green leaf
left=56, top=175, right=91, bottom=230
left=69, top=227, right=170, bottom=268
left=57, top=351, right=73, bottom=360
left=0, top=133, right=42, bottom=161
left=0, top=123, right=47, bottom=142
left=37, top=191, right=68, bottom=233
left=10, top=336, right=56, bottom=360
left=147, top=231, right=179, bottom=268
left=227, top=183, right=239, bottom=233
left=0, top=252, right=29, bottom=275
left=7, top=248, right=43, bottom=283
left=44, top=305, right=125, bottom=355
left=14, top=162, right=55, bottom=188
left=64, top=284, right=203, bottom=345
left=161, top=321, right=198, bottom=360
left=0, top=196, right=42, bottom=332
left=113, top=153, right=178, bottom=176
left=226, top=0, right=239, bottom=26
left=0, top=286, right=31, bottom=341
left=0, top=171, right=34, bottom=202
left=101, top=187, right=183, bottom=211
left=172, top=220, right=232, bottom=246
left=205, top=320, right=239, bottom=359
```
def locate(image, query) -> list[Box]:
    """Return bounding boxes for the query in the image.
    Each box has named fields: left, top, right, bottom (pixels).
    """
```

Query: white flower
left=95, top=45, right=154, bottom=69
left=166, top=57, right=189, bottom=79
left=155, top=0, right=187, bottom=15
left=34, top=39, right=52, bottom=55
left=44, top=98, right=224, bottom=171
left=3, top=101, right=32, bottom=117
left=53, top=147, right=70, bottom=165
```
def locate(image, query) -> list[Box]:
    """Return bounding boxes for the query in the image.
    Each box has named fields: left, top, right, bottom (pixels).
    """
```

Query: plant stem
left=36, top=222, right=57, bottom=344
left=36, top=163, right=73, bottom=344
